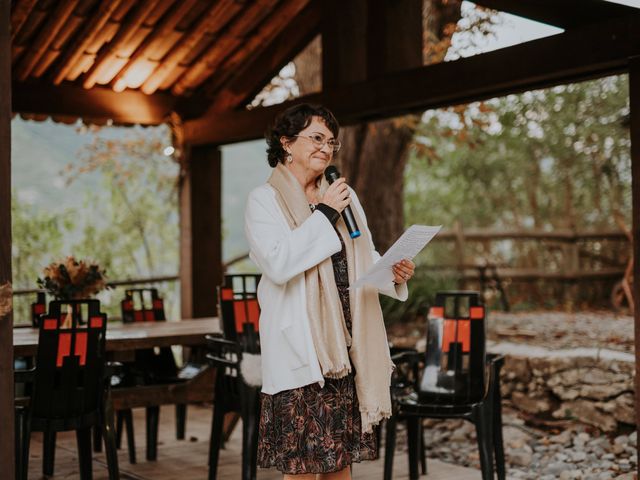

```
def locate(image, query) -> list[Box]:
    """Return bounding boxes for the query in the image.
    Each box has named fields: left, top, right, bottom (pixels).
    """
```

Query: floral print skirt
left=257, top=372, right=378, bottom=474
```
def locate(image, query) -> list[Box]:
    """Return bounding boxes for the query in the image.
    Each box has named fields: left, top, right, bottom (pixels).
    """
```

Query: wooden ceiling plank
left=10, top=0, right=38, bottom=41
left=183, top=15, right=640, bottom=145
left=110, top=0, right=199, bottom=92
left=141, top=0, right=243, bottom=95
left=12, top=81, right=177, bottom=125
left=473, top=0, right=639, bottom=28
left=32, top=13, right=85, bottom=77
left=15, top=0, right=80, bottom=81
left=52, top=0, right=124, bottom=85
left=12, top=3, right=47, bottom=46
left=82, top=0, right=163, bottom=89
left=170, top=0, right=278, bottom=96
left=203, top=0, right=315, bottom=110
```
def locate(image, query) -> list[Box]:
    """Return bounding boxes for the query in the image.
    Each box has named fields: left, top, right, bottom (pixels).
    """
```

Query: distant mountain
left=11, top=117, right=271, bottom=264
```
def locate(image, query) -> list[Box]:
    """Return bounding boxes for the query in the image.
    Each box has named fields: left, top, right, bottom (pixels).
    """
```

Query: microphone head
left=324, top=166, right=340, bottom=183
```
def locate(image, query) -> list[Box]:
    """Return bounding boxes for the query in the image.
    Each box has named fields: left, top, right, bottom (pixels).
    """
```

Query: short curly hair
left=265, top=103, right=339, bottom=168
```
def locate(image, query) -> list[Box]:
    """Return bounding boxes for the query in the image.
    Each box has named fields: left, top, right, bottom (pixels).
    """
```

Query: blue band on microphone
left=350, top=231, right=361, bottom=239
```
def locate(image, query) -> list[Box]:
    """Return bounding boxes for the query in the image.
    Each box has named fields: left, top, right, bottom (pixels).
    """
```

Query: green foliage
left=402, top=74, right=631, bottom=309
left=11, top=193, right=76, bottom=324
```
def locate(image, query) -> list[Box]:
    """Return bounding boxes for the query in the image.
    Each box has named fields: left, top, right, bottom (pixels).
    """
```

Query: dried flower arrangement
left=37, top=256, right=110, bottom=300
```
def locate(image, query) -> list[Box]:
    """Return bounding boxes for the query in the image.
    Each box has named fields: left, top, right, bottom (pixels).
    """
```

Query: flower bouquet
left=37, top=257, right=110, bottom=326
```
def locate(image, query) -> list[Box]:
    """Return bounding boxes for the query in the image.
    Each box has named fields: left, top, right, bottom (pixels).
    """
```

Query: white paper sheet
left=350, top=225, right=441, bottom=289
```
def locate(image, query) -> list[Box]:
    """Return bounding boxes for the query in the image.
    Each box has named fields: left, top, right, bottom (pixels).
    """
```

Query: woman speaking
left=244, top=103, right=415, bottom=479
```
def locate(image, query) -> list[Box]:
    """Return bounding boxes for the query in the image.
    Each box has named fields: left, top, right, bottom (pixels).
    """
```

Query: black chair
left=115, top=287, right=192, bottom=462
left=217, top=274, right=261, bottom=353
left=30, top=291, right=46, bottom=327
left=206, top=335, right=260, bottom=480
left=14, top=299, right=119, bottom=480
left=384, top=291, right=505, bottom=480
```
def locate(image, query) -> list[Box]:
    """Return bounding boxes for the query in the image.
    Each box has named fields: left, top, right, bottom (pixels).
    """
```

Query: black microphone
left=324, top=166, right=361, bottom=239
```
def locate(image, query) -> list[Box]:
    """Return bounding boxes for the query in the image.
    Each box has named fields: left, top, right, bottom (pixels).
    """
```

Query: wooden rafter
left=184, top=15, right=640, bottom=145
left=170, top=0, right=278, bottom=96
left=12, top=82, right=177, bottom=125
left=202, top=0, right=312, bottom=106
left=202, top=1, right=321, bottom=113
left=10, top=0, right=38, bottom=41
left=109, top=0, right=199, bottom=92
left=51, top=0, right=124, bottom=85
left=82, top=0, right=166, bottom=89
left=473, top=0, right=638, bottom=29
left=140, top=0, right=242, bottom=95
left=14, top=0, right=79, bottom=81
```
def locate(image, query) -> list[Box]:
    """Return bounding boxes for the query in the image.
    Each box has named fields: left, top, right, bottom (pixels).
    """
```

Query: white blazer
left=244, top=183, right=408, bottom=395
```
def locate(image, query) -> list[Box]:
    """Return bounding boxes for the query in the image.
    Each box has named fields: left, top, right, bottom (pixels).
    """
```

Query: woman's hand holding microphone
left=321, top=177, right=351, bottom=213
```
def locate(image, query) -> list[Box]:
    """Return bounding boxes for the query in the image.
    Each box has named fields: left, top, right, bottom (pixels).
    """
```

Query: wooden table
left=13, top=317, right=220, bottom=357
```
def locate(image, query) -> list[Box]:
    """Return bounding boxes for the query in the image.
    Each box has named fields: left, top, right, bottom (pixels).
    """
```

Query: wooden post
left=629, top=56, right=640, bottom=465
left=179, top=144, right=222, bottom=319
left=0, top=0, right=15, bottom=477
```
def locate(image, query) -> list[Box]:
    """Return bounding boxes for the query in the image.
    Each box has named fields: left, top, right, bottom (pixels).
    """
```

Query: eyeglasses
left=293, top=134, right=341, bottom=153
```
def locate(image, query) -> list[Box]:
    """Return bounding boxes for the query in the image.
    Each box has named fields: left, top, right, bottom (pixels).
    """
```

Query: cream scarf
left=268, top=163, right=393, bottom=433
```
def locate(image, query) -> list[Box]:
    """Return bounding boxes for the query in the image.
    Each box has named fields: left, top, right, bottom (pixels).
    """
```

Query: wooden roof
left=9, top=0, right=640, bottom=129
left=10, top=0, right=319, bottom=125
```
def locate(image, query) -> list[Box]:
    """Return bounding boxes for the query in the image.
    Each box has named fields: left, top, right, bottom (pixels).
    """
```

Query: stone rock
left=507, top=448, right=533, bottom=467
left=553, top=400, right=617, bottom=432
left=505, top=356, right=532, bottom=383
left=549, top=429, right=573, bottom=446
left=512, top=391, right=552, bottom=415
left=503, top=426, right=533, bottom=450
left=613, top=393, right=636, bottom=425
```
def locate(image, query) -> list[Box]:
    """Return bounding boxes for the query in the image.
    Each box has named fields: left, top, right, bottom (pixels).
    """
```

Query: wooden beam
left=12, top=82, right=177, bottom=125
left=473, top=0, right=638, bottom=29
left=184, top=15, right=640, bottom=145
left=366, top=0, right=422, bottom=78
left=0, top=0, right=15, bottom=477
left=629, top=55, right=640, bottom=465
left=179, top=145, right=222, bottom=319
left=322, top=0, right=368, bottom=88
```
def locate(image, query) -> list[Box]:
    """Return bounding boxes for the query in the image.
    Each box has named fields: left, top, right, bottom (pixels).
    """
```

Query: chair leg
left=42, top=428, right=56, bottom=476
left=15, top=407, right=31, bottom=480
left=474, top=407, right=495, bottom=480
left=209, top=401, right=226, bottom=480
left=76, top=427, right=93, bottom=480
left=146, top=406, right=160, bottom=461
left=407, top=417, right=421, bottom=480
left=121, top=409, right=136, bottom=464
left=383, top=415, right=398, bottom=480
left=116, top=410, right=124, bottom=448
left=103, top=398, right=121, bottom=480
left=493, top=397, right=506, bottom=480
left=240, top=386, right=259, bottom=480
left=93, top=425, right=103, bottom=452
left=419, top=420, right=427, bottom=475
left=176, top=404, right=187, bottom=440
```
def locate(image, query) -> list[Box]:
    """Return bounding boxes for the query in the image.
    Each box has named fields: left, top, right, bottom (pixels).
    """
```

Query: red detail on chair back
left=134, top=311, right=144, bottom=322
left=90, top=316, right=103, bottom=328
left=75, top=332, right=88, bottom=365
left=43, top=318, right=58, bottom=330
left=57, top=333, right=72, bottom=367
left=122, top=299, right=134, bottom=311
left=144, top=310, right=155, bottom=322
left=33, top=303, right=46, bottom=314
left=153, top=299, right=164, bottom=310
left=233, top=299, right=260, bottom=333
left=429, top=307, right=444, bottom=318
left=442, top=319, right=470, bottom=353
left=220, top=288, right=234, bottom=301
left=470, top=306, right=484, bottom=319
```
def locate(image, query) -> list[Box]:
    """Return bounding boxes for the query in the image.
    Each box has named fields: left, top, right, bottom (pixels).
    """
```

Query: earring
left=286, top=153, right=293, bottom=164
